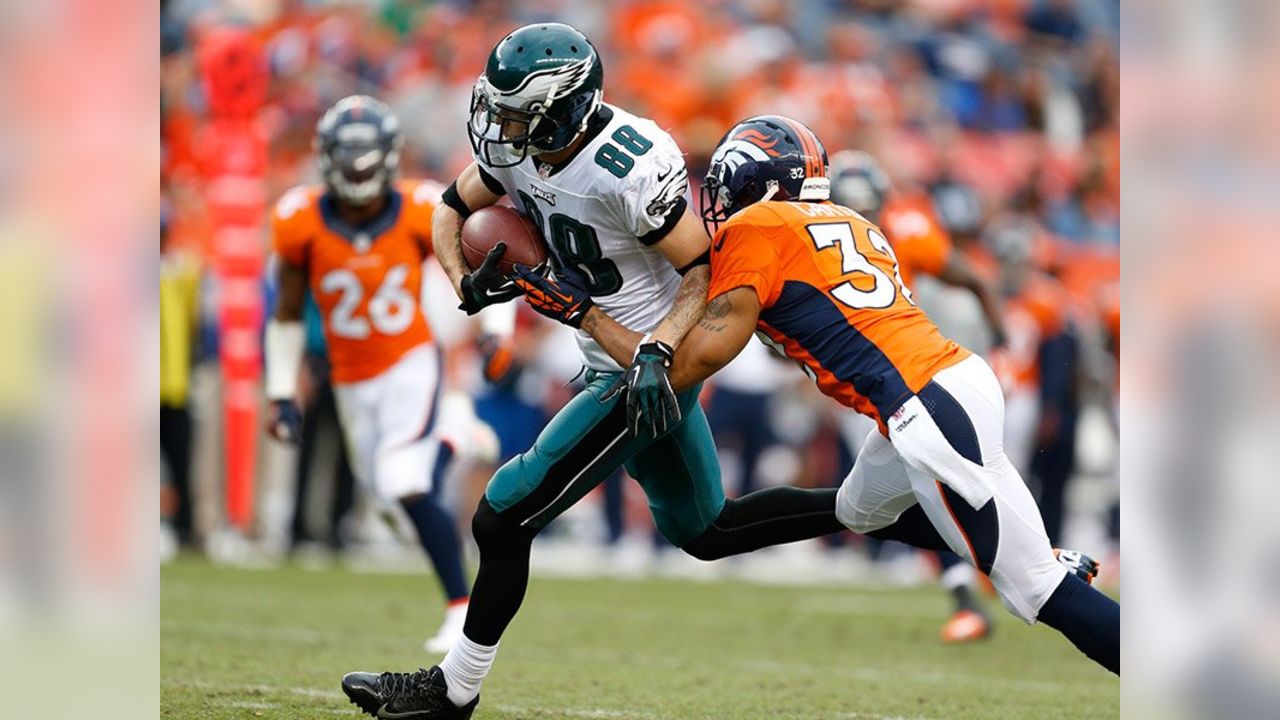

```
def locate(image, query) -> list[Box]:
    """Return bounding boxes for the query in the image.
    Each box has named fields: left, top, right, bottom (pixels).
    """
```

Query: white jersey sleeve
left=612, top=124, right=690, bottom=246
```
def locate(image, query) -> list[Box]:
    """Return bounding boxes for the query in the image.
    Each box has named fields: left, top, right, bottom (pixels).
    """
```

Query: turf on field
left=161, top=555, right=1118, bottom=719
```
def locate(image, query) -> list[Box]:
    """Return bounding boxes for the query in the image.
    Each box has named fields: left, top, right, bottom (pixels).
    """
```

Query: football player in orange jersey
left=828, top=150, right=1006, bottom=644
left=263, top=96, right=471, bottom=654
left=549, top=116, right=1118, bottom=677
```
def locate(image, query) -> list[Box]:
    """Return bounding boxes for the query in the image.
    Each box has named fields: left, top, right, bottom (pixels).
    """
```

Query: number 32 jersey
left=477, top=104, right=688, bottom=371
left=271, top=180, right=437, bottom=383
left=708, top=201, right=970, bottom=433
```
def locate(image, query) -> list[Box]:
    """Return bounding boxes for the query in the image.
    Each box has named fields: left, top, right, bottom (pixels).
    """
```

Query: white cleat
left=424, top=601, right=468, bottom=654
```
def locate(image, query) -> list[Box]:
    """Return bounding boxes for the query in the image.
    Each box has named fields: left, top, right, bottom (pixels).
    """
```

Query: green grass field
left=161, top=555, right=1117, bottom=719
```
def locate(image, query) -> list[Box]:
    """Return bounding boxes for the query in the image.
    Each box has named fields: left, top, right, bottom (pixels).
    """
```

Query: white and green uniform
left=478, top=104, right=688, bottom=371
left=477, top=105, right=724, bottom=543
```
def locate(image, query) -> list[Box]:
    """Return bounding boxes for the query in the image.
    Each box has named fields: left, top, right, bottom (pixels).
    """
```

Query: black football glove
left=619, top=340, right=681, bottom=438
left=512, top=262, right=595, bottom=328
left=459, top=242, right=521, bottom=315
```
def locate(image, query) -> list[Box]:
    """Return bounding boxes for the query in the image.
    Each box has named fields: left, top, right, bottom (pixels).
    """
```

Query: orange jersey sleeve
left=270, top=185, right=324, bottom=266
left=708, top=208, right=784, bottom=307
left=879, top=194, right=952, bottom=287
left=397, top=178, right=439, bottom=257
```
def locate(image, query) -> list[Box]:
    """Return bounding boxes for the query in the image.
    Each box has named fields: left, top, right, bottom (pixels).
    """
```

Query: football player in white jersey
left=341, top=24, right=846, bottom=719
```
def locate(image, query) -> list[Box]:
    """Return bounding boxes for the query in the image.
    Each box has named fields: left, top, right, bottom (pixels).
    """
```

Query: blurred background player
left=829, top=149, right=1008, bottom=643
left=160, top=204, right=201, bottom=555
left=985, top=213, right=1081, bottom=546
left=263, top=95, right=470, bottom=654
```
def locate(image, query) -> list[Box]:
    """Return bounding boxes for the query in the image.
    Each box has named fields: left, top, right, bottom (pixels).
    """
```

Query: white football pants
left=835, top=354, right=1067, bottom=623
left=333, top=343, right=448, bottom=503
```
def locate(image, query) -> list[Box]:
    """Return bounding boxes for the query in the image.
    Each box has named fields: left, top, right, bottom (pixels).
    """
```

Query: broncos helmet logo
left=732, top=128, right=782, bottom=157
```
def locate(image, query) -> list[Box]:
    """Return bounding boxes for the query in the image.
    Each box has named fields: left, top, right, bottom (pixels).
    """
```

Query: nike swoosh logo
left=656, top=167, right=673, bottom=182
left=378, top=705, right=425, bottom=719
left=485, top=287, right=511, bottom=298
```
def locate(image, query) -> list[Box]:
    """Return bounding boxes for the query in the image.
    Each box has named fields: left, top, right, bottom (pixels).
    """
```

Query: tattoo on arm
left=698, top=293, right=732, bottom=333
left=652, top=264, right=710, bottom=347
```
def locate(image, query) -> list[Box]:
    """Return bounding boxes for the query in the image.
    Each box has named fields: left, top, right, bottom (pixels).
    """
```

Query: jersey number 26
left=320, top=264, right=416, bottom=339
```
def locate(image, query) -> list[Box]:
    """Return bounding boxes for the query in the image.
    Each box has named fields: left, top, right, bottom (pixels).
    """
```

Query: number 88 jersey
left=475, top=104, right=689, bottom=371
left=271, top=179, right=437, bottom=383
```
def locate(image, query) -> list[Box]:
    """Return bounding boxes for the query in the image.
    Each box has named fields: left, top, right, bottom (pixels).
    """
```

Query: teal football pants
left=485, top=371, right=725, bottom=546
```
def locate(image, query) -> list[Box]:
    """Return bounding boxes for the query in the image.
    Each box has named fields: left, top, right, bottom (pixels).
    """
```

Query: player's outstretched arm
left=937, top=253, right=1007, bottom=347
left=433, top=162, right=503, bottom=299
left=665, top=286, right=761, bottom=393
left=264, top=260, right=307, bottom=442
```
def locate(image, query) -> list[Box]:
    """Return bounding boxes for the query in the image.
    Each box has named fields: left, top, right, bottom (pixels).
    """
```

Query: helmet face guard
left=467, top=24, right=603, bottom=168
left=316, top=96, right=402, bottom=206
left=700, top=162, right=773, bottom=237
left=700, top=116, right=829, bottom=236
left=467, top=80, right=588, bottom=168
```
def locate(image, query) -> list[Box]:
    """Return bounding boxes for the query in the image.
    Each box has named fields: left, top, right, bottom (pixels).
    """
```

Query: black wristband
left=441, top=181, right=472, bottom=219
left=676, top=249, right=711, bottom=275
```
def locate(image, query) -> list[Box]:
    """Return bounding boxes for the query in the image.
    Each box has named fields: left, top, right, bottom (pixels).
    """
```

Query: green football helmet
left=467, top=23, right=604, bottom=167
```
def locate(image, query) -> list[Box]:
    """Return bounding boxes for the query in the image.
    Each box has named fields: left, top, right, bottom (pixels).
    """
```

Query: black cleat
left=341, top=666, right=478, bottom=719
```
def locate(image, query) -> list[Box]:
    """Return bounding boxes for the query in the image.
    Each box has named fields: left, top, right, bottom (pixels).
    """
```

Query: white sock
left=940, top=561, right=977, bottom=591
left=438, top=633, right=497, bottom=706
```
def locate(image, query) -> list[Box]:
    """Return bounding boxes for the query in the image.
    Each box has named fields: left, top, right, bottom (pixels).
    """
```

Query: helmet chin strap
left=759, top=180, right=780, bottom=202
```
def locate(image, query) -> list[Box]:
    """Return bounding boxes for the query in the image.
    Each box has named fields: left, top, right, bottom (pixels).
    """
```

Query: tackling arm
left=576, top=209, right=710, bottom=365
left=665, top=287, right=762, bottom=393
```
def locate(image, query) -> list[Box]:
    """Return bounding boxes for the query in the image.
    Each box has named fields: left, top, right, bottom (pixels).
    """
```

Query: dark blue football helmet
left=700, top=115, right=830, bottom=235
left=315, top=95, right=403, bottom=206
left=828, top=149, right=892, bottom=223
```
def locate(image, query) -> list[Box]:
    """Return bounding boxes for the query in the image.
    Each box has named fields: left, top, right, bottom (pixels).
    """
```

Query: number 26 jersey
left=271, top=180, right=437, bottom=383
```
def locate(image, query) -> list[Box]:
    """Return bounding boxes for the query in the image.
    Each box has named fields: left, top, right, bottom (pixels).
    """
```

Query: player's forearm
left=976, top=286, right=1007, bottom=345
left=581, top=307, right=644, bottom=368
left=432, top=203, right=470, bottom=298
left=942, top=256, right=1005, bottom=345
left=648, top=264, right=710, bottom=349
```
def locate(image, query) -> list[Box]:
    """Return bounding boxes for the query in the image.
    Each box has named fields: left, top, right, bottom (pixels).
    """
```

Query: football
left=460, top=205, right=548, bottom=275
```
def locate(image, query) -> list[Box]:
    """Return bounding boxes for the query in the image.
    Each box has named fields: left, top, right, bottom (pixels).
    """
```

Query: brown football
left=460, top=205, right=548, bottom=275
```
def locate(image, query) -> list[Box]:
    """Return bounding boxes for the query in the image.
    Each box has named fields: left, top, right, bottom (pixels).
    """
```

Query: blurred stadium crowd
left=159, top=0, right=1119, bottom=583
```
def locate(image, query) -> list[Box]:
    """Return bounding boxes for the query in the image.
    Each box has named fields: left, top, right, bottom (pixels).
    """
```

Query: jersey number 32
left=807, top=222, right=914, bottom=309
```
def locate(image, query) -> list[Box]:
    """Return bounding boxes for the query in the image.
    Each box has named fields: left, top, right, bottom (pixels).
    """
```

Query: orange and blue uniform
left=709, top=200, right=969, bottom=433
left=271, top=179, right=437, bottom=383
